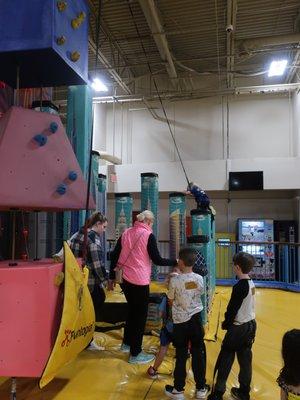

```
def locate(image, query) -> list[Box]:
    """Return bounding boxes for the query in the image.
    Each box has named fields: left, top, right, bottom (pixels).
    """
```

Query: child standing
left=148, top=254, right=208, bottom=379
left=277, top=329, right=300, bottom=399
left=208, top=252, right=256, bottom=400
left=164, top=247, right=209, bottom=400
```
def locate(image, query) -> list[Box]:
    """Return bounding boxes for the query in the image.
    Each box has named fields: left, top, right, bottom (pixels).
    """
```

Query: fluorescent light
left=91, top=78, right=108, bottom=92
left=268, top=60, right=288, bottom=77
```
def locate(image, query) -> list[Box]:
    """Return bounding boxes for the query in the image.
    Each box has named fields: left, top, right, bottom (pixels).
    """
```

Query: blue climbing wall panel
left=0, top=0, right=88, bottom=88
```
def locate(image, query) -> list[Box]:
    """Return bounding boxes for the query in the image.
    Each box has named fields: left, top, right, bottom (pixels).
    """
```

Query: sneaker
left=128, top=352, right=155, bottom=364
left=165, top=385, right=185, bottom=399
left=207, top=390, right=223, bottom=400
left=120, top=343, right=130, bottom=353
left=147, top=365, right=158, bottom=379
left=196, top=384, right=210, bottom=399
left=230, top=387, right=250, bottom=400
left=86, top=339, right=105, bottom=351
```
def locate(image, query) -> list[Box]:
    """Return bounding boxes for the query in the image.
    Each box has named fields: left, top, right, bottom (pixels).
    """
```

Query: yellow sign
left=39, top=243, right=95, bottom=388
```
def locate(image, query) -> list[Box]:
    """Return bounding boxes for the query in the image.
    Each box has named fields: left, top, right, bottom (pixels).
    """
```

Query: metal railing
left=216, top=240, right=300, bottom=292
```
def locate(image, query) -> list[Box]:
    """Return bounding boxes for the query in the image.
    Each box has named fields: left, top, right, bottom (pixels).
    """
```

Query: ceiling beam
left=138, top=0, right=178, bottom=79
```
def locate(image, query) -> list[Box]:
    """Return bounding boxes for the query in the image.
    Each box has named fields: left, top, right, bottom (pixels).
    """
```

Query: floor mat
left=1, top=286, right=298, bottom=399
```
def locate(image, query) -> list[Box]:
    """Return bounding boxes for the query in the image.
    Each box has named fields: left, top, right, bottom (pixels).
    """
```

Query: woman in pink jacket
left=109, top=210, right=177, bottom=364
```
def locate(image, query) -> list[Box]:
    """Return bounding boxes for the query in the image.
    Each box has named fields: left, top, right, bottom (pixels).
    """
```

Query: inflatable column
left=97, top=174, right=107, bottom=267
left=190, top=209, right=216, bottom=322
left=169, top=192, right=186, bottom=259
left=141, top=173, right=159, bottom=237
left=115, top=193, right=133, bottom=240
left=91, top=151, right=100, bottom=208
left=141, top=173, right=159, bottom=279
left=64, top=85, right=93, bottom=239
left=187, top=234, right=210, bottom=324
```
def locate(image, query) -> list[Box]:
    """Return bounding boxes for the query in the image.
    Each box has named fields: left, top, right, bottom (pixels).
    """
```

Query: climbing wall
left=0, top=106, right=95, bottom=211
left=0, top=0, right=88, bottom=88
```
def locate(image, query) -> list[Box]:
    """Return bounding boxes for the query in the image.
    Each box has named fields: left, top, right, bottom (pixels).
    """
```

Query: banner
left=39, top=243, right=95, bottom=388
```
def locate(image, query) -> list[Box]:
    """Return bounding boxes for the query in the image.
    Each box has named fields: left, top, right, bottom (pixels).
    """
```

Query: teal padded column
left=187, top=235, right=210, bottom=324
left=97, top=173, right=107, bottom=268
left=91, top=151, right=100, bottom=210
left=64, top=85, right=93, bottom=239
left=115, top=193, right=133, bottom=240
left=141, top=173, right=159, bottom=238
left=97, top=174, right=107, bottom=216
left=141, top=173, right=159, bottom=280
left=169, top=192, right=186, bottom=259
left=190, top=208, right=216, bottom=323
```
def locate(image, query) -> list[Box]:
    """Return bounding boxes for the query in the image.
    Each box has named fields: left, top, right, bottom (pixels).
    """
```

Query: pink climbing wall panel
left=0, top=106, right=95, bottom=211
left=0, top=260, right=63, bottom=377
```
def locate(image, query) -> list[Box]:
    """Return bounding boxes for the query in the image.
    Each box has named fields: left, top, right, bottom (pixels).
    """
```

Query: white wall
left=292, top=90, right=300, bottom=157
left=229, top=95, right=292, bottom=158
left=103, top=94, right=292, bottom=163
left=95, top=93, right=299, bottom=241
left=97, top=93, right=300, bottom=192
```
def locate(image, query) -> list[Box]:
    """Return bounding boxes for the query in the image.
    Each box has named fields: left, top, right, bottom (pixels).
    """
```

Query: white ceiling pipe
left=239, top=33, right=300, bottom=55
left=99, top=151, right=122, bottom=165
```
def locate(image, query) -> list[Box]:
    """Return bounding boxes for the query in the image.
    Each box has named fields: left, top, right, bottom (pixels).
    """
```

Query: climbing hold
left=49, top=121, right=58, bottom=133
left=71, top=11, right=86, bottom=29
left=33, top=134, right=47, bottom=146
left=56, top=36, right=66, bottom=46
left=68, top=171, right=77, bottom=181
left=56, top=184, right=67, bottom=195
left=57, top=1, right=67, bottom=12
left=70, top=51, right=80, bottom=62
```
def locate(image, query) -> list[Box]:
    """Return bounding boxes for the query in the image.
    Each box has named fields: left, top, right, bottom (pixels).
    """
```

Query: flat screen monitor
left=229, top=171, right=263, bottom=191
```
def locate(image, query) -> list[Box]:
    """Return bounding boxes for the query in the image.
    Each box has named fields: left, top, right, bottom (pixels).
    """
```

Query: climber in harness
left=186, top=182, right=211, bottom=211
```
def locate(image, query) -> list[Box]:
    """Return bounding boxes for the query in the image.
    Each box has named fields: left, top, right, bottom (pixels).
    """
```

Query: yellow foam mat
left=1, top=286, right=298, bottom=399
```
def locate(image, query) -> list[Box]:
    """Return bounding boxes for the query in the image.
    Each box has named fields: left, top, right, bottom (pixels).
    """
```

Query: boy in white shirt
left=165, top=247, right=209, bottom=400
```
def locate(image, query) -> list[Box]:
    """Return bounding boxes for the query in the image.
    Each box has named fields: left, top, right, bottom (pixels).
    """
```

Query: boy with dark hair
left=165, top=247, right=209, bottom=399
left=208, top=252, right=257, bottom=400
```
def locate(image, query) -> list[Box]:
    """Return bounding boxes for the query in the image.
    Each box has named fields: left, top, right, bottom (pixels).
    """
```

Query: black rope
left=127, top=1, right=190, bottom=187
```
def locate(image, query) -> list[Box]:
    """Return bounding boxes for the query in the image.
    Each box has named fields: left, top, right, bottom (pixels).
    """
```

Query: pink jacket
left=117, top=221, right=152, bottom=285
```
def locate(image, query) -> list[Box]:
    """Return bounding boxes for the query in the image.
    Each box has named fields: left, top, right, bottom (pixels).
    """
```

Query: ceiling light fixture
left=268, top=60, right=288, bottom=77
left=91, top=78, right=108, bottom=92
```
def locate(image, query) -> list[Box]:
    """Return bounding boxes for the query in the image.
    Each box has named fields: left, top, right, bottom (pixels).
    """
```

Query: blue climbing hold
left=33, top=134, right=47, bottom=146
left=50, top=122, right=58, bottom=133
left=68, top=171, right=78, bottom=181
left=56, top=183, right=67, bottom=195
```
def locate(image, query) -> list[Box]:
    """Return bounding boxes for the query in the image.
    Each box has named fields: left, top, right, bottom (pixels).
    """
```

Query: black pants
left=214, top=320, right=257, bottom=396
left=120, top=279, right=149, bottom=357
left=90, top=284, right=106, bottom=322
left=173, top=312, right=206, bottom=391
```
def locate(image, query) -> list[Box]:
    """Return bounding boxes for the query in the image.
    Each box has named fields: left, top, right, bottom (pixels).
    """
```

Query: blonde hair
left=136, top=210, right=154, bottom=222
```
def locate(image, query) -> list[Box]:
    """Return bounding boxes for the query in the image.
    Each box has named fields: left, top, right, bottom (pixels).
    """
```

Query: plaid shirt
left=69, top=228, right=107, bottom=292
